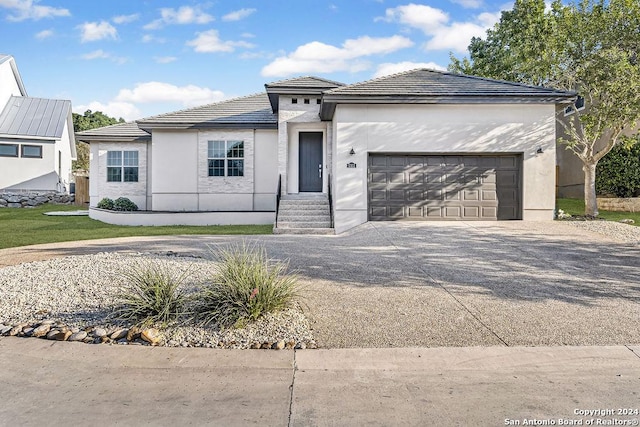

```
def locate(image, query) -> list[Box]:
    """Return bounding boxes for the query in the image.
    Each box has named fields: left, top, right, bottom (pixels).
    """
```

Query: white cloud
left=378, top=4, right=449, bottom=29
left=80, top=49, right=128, bottom=64
left=373, top=61, right=446, bottom=78
left=144, top=5, right=213, bottom=30
left=112, top=13, right=139, bottom=24
left=154, top=56, right=177, bottom=64
left=261, top=35, right=414, bottom=77
left=241, top=32, right=255, bottom=38
left=81, top=49, right=109, bottom=60
left=0, top=0, right=69, bottom=21
left=186, top=29, right=254, bottom=53
left=114, top=81, right=226, bottom=107
left=142, top=34, right=165, bottom=43
left=34, top=29, right=53, bottom=39
left=222, top=8, right=256, bottom=22
left=78, top=21, right=118, bottom=42
left=380, top=3, right=503, bottom=53
left=450, top=0, right=484, bottom=8
left=73, top=101, right=140, bottom=122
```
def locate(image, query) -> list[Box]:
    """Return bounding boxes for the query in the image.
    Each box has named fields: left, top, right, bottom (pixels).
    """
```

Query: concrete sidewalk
left=1, top=337, right=639, bottom=426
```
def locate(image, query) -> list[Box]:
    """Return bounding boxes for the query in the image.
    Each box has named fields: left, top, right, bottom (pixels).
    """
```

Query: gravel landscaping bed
left=563, top=219, right=640, bottom=244
left=0, top=252, right=315, bottom=349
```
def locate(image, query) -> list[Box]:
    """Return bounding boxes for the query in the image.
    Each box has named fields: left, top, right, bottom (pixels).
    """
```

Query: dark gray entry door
left=368, top=154, right=521, bottom=220
left=299, top=132, right=323, bottom=192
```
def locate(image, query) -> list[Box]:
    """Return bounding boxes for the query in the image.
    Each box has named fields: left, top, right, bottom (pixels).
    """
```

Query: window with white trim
left=208, top=140, right=244, bottom=177
left=107, top=150, right=138, bottom=182
left=0, top=143, right=18, bottom=157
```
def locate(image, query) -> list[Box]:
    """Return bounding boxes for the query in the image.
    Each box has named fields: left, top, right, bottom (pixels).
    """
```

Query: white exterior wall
left=151, top=130, right=198, bottom=210
left=54, top=120, right=74, bottom=191
left=0, top=139, right=58, bottom=191
left=277, top=96, right=331, bottom=194
left=0, top=59, right=22, bottom=107
left=90, top=141, right=149, bottom=209
left=331, top=103, right=557, bottom=233
left=254, top=129, right=279, bottom=210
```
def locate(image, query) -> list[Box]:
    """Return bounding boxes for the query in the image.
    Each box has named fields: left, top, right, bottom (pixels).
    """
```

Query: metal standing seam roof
left=75, top=121, right=150, bottom=142
left=136, top=92, right=277, bottom=129
left=0, top=96, right=70, bottom=139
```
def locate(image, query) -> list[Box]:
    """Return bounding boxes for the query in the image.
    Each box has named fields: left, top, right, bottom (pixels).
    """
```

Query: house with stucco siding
left=77, top=69, right=574, bottom=234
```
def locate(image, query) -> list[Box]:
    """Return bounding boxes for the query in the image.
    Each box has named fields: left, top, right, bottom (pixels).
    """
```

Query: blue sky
left=0, top=0, right=511, bottom=121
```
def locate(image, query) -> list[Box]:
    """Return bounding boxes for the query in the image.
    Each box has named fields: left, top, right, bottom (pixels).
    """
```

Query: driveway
left=1, top=221, right=638, bottom=348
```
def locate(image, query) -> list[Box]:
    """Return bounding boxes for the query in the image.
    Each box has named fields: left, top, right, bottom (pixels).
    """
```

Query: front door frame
left=298, top=131, right=324, bottom=192
left=287, top=124, right=327, bottom=194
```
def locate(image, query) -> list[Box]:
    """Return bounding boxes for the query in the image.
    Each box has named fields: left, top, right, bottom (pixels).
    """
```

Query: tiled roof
left=325, top=68, right=572, bottom=97
left=0, top=96, right=70, bottom=139
left=136, top=93, right=276, bottom=129
left=76, top=121, right=150, bottom=141
left=265, top=76, right=344, bottom=90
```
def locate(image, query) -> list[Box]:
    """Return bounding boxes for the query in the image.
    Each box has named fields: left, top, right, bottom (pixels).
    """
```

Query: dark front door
left=299, top=132, right=323, bottom=192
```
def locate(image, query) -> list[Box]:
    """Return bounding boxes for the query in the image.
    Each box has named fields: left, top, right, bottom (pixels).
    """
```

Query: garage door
left=368, top=155, right=520, bottom=220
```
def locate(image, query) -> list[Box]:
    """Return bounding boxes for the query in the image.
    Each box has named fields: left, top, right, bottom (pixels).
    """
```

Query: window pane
left=228, top=159, right=244, bottom=177
left=107, top=167, right=122, bottom=182
left=107, top=151, right=122, bottom=166
left=208, top=159, right=225, bottom=176
left=123, top=151, right=138, bottom=166
left=22, top=145, right=42, bottom=158
left=227, top=141, right=244, bottom=158
left=0, top=144, right=18, bottom=157
left=123, top=167, right=138, bottom=182
left=209, top=140, right=225, bottom=158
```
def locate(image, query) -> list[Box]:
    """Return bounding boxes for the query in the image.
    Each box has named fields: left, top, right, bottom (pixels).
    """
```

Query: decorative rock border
left=0, top=191, right=74, bottom=208
left=0, top=320, right=318, bottom=350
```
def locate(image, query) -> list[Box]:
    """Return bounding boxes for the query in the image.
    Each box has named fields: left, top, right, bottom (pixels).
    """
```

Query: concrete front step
left=276, top=221, right=332, bottom=229
left=273, top=227, right=335, bottom=235
left=279, top=205, right=330, bottom=212
left=278, top=215, right=330, bottom=222
left=279, top=199, right=329, bottom=206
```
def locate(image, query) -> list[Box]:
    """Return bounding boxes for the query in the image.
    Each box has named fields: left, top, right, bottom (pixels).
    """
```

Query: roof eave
left=76, top=135, right=151, bottom=144
left=136, top=122, right=278, bottom=131
left=319, top=94, right=577, bottom=120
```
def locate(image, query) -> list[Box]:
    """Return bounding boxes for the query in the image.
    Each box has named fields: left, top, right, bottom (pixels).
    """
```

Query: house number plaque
left=347, top=162, right=357, bottom=168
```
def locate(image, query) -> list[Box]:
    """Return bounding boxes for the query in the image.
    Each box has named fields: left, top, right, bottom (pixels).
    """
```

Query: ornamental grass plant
left=113, top=259, right=192, bottom=326
left=196, top=243, right=301, bottom=328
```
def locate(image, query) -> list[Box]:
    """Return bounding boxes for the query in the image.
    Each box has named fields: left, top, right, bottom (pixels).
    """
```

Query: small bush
left=114, top=260, right=191, bottom=326
left=195, top=243, right=301, bottom=328
left=113, top=197, right=138, bottom=211
left=596, top=138, right=640, bottom=197
left=97, top=197, right=114, bottom=210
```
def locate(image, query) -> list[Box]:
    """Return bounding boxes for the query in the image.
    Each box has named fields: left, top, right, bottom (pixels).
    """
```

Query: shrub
left=97, top=197, right=115, bottom=210
left=195, top=243, right=301, bottom=328
left=596, top=138, right=640, bottom=197
left=113, top=259, right=191, bottom=326
left=113, top=197, right=138, bottom=211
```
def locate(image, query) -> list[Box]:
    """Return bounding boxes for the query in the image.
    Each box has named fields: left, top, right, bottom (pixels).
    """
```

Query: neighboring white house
left=77, top=69, right=574, bottom=234
left=0, top=54, right=76, bottom=192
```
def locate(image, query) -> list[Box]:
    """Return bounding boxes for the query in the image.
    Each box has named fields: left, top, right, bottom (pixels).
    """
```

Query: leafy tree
left=450, top=0, right=640, bottom=217
left=72, top=110, right=125, bottom=170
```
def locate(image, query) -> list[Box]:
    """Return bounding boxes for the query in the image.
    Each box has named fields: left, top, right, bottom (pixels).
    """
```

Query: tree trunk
left=583, top=162, right=598, bottom=217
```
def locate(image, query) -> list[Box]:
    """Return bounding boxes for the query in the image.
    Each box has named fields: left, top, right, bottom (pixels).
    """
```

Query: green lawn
left=557, top=198, right=640, bottom=225
left=0, top=205, right=273, bottom=250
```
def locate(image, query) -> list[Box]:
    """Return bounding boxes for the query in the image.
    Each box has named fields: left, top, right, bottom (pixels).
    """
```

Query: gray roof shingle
left=325, top=68, right=572, bottom=97
left=0, top=96, right=70, bottom=139
left=265, top=76, right=345, bottom=112
left=320, top=68, right=575, bottom=119
left=76, top=121, right=150, bottom=142
left=136, top=93, right=276, bottom=129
